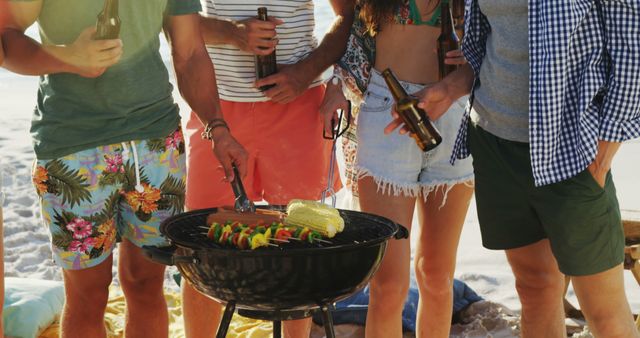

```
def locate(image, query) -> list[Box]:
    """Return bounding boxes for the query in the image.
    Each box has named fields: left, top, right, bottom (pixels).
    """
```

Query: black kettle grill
left=143, top=206, right=408, bottom=338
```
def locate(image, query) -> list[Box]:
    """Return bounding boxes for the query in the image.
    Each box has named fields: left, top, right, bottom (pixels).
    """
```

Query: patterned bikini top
left=395, top=0, right=443, bottom=26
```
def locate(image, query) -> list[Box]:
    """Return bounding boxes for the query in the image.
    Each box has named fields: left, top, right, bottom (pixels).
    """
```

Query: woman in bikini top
left=321, top=1, right=472, bottom=338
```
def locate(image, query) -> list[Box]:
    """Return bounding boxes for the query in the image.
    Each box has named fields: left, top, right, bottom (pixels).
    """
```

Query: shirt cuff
left=599, top=116, right=640, bottom=142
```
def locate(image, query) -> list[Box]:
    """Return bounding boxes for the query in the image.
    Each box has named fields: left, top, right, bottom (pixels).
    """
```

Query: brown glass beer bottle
left=255, top=7, right=277, bottom=91
left=382, top=69, right=443, bottom=152
left=450, top=0, right=465, bottom=33
left=437, top=1, right=460, bottom=80
left=95, top=0, right=120, bottom=40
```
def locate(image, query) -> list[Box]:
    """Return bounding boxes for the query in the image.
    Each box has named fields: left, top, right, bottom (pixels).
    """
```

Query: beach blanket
left=36, top=277, right=481, bottom=337
left=35, top=289, right=416, bottom=338
left=38, top=288, right=281, bottom=338
left=312, top=279, right=482, bottom=332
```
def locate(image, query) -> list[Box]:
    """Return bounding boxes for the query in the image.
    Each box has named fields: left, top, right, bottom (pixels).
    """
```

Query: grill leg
left=320, top=304, right=336, bottom=338
left=273, top=320, right=282, bottom=338
left=216, top=301, right=236, bottom=338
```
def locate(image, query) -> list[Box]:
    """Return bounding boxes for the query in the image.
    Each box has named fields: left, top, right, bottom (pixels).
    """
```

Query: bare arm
left=200, top=11, right=283, bottom=54
left=199, top=15, right=240, bottom=46
left=2, top=0, right=122, bottom=77
left=254, top=0, right=356, bottom=103
left=164, top=13, right=248, bottom=180
left=282, top=0, right=356, bottom=82
left=166, top=14, right=223, bottom=125
left=587, top=141, right=621, bottom=187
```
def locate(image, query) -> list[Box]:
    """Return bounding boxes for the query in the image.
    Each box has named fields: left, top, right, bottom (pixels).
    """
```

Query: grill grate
left=161, top=207, right=399, bottom=251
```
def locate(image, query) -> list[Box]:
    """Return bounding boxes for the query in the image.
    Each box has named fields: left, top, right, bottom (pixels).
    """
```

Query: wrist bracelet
left=326, top=75, right=342, bottom=88
left=201, top=119, right=230, bottom=140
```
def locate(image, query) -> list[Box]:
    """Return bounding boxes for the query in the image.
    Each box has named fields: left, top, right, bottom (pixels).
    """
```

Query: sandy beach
left=1, top=2, right=640, bottom=337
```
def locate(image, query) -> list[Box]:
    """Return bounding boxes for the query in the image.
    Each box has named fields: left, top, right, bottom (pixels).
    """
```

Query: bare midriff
left=375, top=23, right=440, bottom=85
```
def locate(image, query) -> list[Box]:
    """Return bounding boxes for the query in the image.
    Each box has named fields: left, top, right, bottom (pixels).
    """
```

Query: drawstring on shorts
left=121, top=141, right=144, bottom=192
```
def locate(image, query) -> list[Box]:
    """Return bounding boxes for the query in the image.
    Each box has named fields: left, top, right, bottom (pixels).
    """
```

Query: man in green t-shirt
left=1, top=1, right=248, bottom=337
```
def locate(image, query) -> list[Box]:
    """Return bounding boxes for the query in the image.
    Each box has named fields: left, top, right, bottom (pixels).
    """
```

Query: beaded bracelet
left=201, top=118, right=230, bottom=141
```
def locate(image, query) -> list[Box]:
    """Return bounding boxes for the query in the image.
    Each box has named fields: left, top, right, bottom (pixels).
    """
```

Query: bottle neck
left=258, top=7, right=268, bottom=21
left=381, top=69, right=409, bottom=102
left=451, top=0, right=464, bottom=19
left=440, top=2, right=453, bottom=33
left=102, top=0, right=119, bottom=16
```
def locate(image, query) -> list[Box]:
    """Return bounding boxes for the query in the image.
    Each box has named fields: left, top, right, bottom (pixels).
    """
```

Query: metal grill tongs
left=320, top=102, right=352, bottom=208
left=230, top=164, right=256, bottom=213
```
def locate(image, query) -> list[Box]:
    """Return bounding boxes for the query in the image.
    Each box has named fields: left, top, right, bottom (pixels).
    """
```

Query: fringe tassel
left=356, top=166, right=474, bottom=208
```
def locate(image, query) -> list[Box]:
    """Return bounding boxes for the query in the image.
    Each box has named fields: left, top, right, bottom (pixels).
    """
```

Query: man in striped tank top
left=184, top=1, right=355, bottom=337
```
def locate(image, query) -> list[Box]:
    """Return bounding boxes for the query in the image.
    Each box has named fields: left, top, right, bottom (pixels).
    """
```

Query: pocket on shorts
left=575, top=168, right=606, bottom=194
left=360, top=90, right=393, bottom=113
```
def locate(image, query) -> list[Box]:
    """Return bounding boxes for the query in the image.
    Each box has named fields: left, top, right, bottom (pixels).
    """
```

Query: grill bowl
left=145, top=206, right=407, bottom=311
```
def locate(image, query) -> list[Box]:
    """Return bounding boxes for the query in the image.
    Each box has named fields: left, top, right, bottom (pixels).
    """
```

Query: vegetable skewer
left=205, top=221, right=330, bottom=250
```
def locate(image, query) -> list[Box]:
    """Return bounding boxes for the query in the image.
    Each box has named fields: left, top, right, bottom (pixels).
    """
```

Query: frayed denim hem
left=355, top=166, right=474, bottom=208
left=420, top=177, right=474, bottom=208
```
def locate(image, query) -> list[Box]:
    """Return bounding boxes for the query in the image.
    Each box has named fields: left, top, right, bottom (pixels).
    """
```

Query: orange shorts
left=185, top=86, right=342, bottom=209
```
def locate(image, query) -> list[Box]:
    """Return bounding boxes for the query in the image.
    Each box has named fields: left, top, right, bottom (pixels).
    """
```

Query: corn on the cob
left=284, top=200, right=344, bottom=238
left=287, top=199, right=340, bottom=217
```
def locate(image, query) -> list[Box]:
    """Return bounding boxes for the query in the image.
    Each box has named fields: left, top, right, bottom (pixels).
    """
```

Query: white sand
left=1, top=2, right=640, bottom=337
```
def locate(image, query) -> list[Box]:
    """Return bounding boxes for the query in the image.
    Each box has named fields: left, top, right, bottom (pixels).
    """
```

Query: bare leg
left=572, top=264, right=639, bottom=338
left=282, top=318, right=312, bottom=338
left=359, top=177, right=416, bottom=338
left=60, top=256, right=113, bottom=338
left=505, top=240, right=566, bottom=338
left=182, top=280, right=223, bottom=338
left=118, top=239, right=168, bottom=338
left=414, top=183, right=473, bottom=338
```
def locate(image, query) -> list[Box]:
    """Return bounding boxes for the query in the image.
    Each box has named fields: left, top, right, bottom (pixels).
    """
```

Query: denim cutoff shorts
left=355, top=70, right=474, bottom=199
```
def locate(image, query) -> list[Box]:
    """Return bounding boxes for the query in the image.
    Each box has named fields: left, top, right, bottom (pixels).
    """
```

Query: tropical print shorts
left=33, top=128, right=186, bottom=270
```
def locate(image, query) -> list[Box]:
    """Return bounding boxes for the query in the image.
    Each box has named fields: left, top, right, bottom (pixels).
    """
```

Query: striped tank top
left=201, top=0, right=323, bottom=102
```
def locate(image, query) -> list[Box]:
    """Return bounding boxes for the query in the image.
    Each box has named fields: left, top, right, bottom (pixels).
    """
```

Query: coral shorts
left=185, top=86, right=341, bottom=209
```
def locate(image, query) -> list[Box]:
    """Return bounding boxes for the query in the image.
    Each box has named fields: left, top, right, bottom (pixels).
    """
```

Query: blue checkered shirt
left=452, top=0, right=640, bottom=186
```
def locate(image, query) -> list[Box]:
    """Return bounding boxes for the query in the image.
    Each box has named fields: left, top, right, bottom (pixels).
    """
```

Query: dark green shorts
left=468, top=122, right=624, bottom=276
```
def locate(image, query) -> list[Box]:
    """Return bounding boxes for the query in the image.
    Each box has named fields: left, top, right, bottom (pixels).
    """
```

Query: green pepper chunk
left=213, top=225, right=223, bottom=242
left=307, top=232, right=317, bottom=243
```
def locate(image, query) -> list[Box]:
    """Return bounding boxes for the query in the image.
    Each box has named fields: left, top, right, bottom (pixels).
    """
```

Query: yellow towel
left=38, top=287, right=275, bottom=338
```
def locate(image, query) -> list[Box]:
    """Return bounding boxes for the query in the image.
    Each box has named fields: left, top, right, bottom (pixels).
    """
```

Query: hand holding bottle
left=444, top=49, right=467, bottom=66
left=385, top=64, right=475, bottom=136
left=384, top=82, right=452, bottom=136
left=254, top=63, right=315, bottom=103
left=382, top=69, right=442, bottom=151
left=48, top=26, right=122, bottom=78
left=235, top=16, right=283, bottom=55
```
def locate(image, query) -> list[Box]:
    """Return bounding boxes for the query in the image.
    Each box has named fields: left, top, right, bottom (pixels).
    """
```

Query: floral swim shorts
left=33, top=128, right=186, bottom=270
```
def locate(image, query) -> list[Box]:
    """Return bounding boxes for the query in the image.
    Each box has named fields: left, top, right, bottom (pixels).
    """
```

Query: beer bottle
left=382, top=69, right=443, bottom=152
left=255, top=7, right=277, bottom=91
left=437, top=1, right=460, bottom=80
left=95, top=0, right=120, bottom=40
left=451, top=0, right=465, bottom=33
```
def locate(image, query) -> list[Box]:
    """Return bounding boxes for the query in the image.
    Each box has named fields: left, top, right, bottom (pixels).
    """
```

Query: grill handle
left=394, top=225, right=410, bottom=240
left=142, top=245, right=199, bottom=266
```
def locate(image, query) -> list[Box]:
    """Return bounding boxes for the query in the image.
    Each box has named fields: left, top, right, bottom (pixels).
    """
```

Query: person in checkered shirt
left=386, top=0, right=640, bottom=336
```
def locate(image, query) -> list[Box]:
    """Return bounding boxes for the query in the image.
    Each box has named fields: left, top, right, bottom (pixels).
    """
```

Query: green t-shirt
left=26, top=0, right=201, bottom=159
